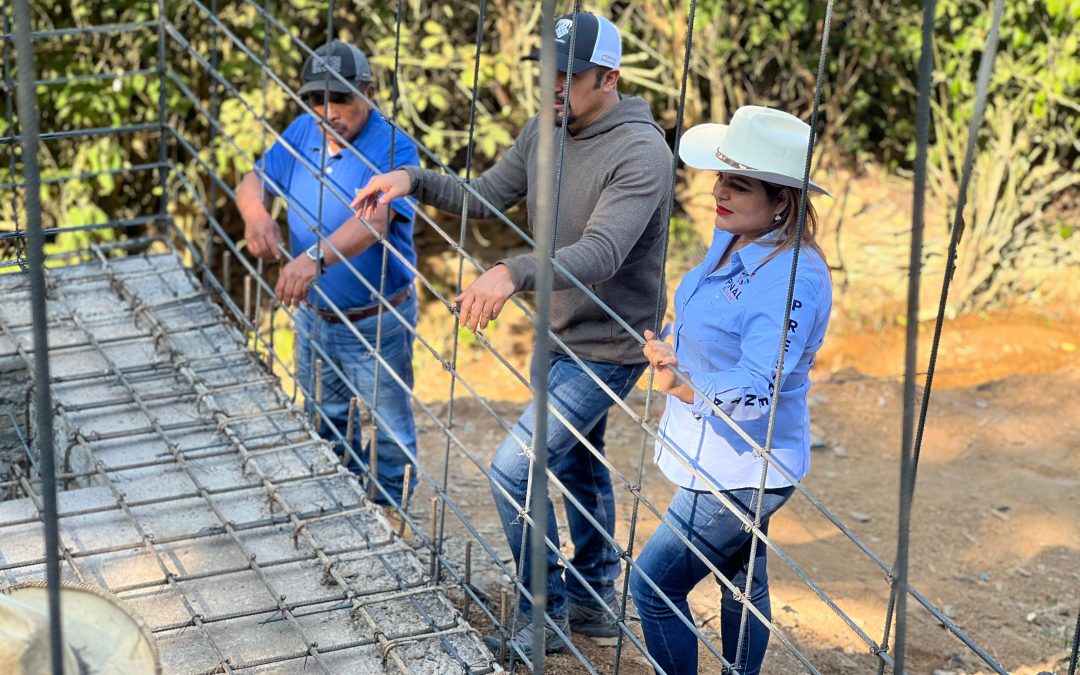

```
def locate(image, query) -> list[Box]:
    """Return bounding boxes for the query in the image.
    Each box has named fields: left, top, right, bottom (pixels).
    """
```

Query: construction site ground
left=406, top=302, right=1080, bottom=675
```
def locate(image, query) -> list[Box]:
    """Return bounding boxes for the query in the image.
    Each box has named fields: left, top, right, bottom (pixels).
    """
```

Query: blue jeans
left=488, top=351, right=646, bottom=618
left=630, top=486, right=795, bottom=675
left=294, top=291, right=418, bottom=506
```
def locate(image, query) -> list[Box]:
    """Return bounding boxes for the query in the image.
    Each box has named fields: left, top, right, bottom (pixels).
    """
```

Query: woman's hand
left=643, top=330, right=693, bottom=402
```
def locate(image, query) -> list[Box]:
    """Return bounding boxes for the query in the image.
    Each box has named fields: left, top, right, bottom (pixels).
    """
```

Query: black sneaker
left=483, top=610, right=570, bottom=662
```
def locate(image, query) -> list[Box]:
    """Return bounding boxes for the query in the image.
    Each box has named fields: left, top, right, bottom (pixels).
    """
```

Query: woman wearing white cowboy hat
left=629, top=105, right=833, bottom=675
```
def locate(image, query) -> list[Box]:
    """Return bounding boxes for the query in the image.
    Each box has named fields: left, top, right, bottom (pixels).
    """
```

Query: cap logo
left=715, top=148, right=756, bottom=170
left=311, top=55, right=342, bottom=75
left=555, top=18, right=572, bottom=42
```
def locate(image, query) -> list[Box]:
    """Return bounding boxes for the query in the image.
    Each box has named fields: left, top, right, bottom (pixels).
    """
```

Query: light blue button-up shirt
left=654, top=228, right=832, bottom=490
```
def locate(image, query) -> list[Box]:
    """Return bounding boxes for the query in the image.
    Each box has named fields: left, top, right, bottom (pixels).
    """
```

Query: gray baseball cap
left=524, top=13, right=622, bottom=73
left=298, top=40, right=372, bottom=96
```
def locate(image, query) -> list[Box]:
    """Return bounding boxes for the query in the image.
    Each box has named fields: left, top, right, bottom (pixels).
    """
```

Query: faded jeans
left=630, top=485, right=795, bottom=675
left=294, top=291, right=418, bottom=506
left=488, top=351, right=646, bottom=617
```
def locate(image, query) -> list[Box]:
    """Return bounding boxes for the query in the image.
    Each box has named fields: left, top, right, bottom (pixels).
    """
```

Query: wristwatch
left=304, top=243, right=325, bottom=275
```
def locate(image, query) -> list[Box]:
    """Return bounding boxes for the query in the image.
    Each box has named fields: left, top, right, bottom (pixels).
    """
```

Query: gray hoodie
left=405, top=95, right=672, bottom=365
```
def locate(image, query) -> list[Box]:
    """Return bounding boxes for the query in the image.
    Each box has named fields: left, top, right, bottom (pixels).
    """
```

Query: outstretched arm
left=351, top=120, right=532, bottom=221
left=273, top=203, right=392, bottom=307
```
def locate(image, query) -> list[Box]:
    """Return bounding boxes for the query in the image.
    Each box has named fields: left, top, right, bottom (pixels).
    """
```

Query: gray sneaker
left=569, top=599, right=621, bottom=638
left=483, top=610, right=570, bottom=662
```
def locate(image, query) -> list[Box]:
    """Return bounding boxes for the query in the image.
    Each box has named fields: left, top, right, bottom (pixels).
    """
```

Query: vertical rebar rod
left=1, top=4, right=23, bottom=269
left=891, top=1, right=936, bottom=671
left=156, top=0, right=169, bottom=232
left=529, top=1, right=557, bottom=668
left=345, top=395, right=357, bottom=466
left=314, top=357, right=324, bottom=428
left=436, top=0, right=487, bottom=585
left=878, top=2, right=1004, bottom=670
left=244, top=273, right=253, bottom=322
left=367, top=0, right=407, bottom=510
left=1069, top=605, right=1080, bottom=675
left=255, top=0, right=272, bottom=370
left=203, top=0, right=221, bottom=285
left=734, top=2, right=834, bottom=667
left=614, top=1, right=698, bottom=671
left=11, top=1, right=63, bottom=671
left=463, top=539, right=473, bottom=621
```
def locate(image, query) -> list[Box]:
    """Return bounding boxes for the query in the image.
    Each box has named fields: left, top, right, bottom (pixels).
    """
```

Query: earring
left=773, top=213, right=783, bottom=222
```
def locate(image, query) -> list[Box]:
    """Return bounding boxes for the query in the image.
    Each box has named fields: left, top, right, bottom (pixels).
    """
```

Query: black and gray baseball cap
left=298, top=40, right=372, bottom=96
left=524, top=12, right=621, bottom=73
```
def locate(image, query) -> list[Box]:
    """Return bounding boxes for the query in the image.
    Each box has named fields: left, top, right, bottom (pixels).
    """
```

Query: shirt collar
left=307, top=111, right=383, bottom=155
left=732, top=228, right=785, bottom=273
left=704, top=228, right=785, bottom=275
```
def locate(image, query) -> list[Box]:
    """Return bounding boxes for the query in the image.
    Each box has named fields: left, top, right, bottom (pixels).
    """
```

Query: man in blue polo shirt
left=236, top=39, right=420, bottom=507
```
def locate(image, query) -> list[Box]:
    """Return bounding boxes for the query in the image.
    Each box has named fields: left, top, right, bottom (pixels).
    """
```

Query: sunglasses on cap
left=305, top=90, right=353, bottom=107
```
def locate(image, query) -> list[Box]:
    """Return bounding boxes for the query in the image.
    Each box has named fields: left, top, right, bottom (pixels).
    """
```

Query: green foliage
left=0, top=0, right=1076, bottom=313
left=922, top=0, right=1080, bottom=312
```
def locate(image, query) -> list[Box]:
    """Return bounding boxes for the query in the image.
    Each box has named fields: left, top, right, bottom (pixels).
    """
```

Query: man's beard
left=554, top=106, right=577, bottom=128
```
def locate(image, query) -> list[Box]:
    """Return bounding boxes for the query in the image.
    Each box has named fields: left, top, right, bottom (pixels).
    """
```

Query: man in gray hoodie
left=353, top=12, right=671, bottom=659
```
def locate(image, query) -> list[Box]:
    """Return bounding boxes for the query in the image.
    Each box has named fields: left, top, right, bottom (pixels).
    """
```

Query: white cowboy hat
left=679, top=105, right=831, bottom=196
left=0, top=580, right=161, bottom=674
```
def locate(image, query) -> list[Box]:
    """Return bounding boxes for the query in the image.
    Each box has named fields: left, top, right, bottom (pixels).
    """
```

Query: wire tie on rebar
left=510, top=508, right=528, bottom=526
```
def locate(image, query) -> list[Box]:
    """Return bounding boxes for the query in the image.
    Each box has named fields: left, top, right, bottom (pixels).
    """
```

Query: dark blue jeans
left=294, top=292, right=418, bottom=506
left=488, top=351, right=646, bottom=617
left=630, top=486, right=795, bottom=675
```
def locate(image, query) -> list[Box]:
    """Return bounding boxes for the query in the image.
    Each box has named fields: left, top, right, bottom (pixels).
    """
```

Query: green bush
left=1, top=0, right=1075, bottom=313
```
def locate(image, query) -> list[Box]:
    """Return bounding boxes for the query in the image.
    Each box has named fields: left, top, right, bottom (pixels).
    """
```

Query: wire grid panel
left=0, top=4, right=1022, bottom=674
left=161, top=5, right=1012, bottom=671
left=0, top=252, right=497, bottom=674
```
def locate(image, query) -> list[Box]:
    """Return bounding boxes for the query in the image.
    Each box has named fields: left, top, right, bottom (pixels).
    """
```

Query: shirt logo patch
left=720, top=270, right=755, bottom=302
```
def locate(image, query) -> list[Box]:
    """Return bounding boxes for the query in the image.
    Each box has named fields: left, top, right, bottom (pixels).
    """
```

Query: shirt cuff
left=402, top=165, right=425, bottom=196
left=497, top=254, right=535, bottom=293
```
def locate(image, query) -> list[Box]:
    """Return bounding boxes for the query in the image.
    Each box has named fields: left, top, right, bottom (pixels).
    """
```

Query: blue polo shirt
left=257, top=112, right=419, bottom=310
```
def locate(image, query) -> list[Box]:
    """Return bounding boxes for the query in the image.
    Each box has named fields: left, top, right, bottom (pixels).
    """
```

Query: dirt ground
left=399, top=302, right=1080, bottom=674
